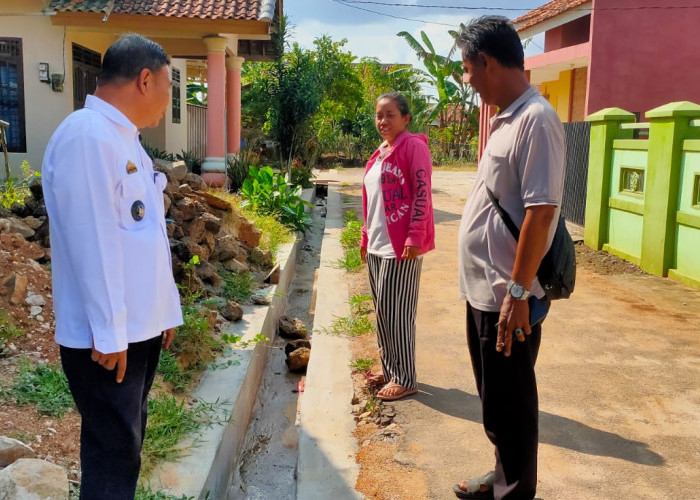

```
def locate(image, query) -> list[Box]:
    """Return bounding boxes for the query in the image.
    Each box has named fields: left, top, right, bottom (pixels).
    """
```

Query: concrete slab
left=296, top=187, right=362, bottom=500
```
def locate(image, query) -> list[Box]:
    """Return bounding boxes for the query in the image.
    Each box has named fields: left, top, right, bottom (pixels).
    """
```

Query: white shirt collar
left=84, top=95, right=138, bottom=133
left=492, top=86, right=539, bottom=123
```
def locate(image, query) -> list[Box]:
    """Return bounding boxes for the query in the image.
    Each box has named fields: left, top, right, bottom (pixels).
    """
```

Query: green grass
left=221, top=271, right=254, bottom=303
left=336, top=248, right=363, bottom=273
left=350, top=358, right=374, bottom=372
left=157, top=350, right=192, bottom=392
left=10, top=360, right=74, bottom=417
left=140, top=395, right=219, bottom=478
left=0, top=310, right=22, bottom=357
left=135, top=487, right=194, bottom=500
left=325, top=314, right=375, bottom=337
left=5, top=431, right=35, bottom=444
left=349, top=294, right=373, bottom=316
left=433, top=161, right=478, bottom=171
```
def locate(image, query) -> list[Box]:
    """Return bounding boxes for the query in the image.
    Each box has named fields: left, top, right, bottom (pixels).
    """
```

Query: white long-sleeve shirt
left=42, top=95, right=183, bottom=354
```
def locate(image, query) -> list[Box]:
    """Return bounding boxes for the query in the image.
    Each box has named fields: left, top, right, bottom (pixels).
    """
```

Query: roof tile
left=513, top=0, right=590, bottom=32
left=49, top=0, right=263, bottom=20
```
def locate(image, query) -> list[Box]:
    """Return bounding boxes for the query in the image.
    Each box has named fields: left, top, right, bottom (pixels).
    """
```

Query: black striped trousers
left=366, top=253, right=423, bottom=389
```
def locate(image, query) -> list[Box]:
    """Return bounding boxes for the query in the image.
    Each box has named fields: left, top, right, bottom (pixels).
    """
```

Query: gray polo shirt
left=458, top=86, right=565, bottom=311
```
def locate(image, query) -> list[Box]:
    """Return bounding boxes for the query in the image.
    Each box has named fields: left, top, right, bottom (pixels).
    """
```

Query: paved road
left=335, top=167, right=700, bottom=500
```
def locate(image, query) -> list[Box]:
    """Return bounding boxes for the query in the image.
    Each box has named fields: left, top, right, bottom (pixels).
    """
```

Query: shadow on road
left=415, top=383, right=665, bottom=466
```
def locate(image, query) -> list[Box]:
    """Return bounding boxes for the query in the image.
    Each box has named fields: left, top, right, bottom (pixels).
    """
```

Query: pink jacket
left=361, top=131, right=435, bottom=259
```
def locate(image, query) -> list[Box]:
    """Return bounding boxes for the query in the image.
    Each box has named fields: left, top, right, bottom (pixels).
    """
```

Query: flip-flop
left=376, top=383, right=418, bottom=401
left=453, top=470, right=495, bottom=499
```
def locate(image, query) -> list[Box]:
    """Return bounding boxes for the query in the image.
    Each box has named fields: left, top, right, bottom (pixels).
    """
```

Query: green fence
left=585, top=102, right=700, bottom=289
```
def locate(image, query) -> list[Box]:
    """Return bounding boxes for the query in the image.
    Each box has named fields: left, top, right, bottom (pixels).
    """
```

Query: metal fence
left=561, top=121, right=590, bottom=226
left=187, top=104, right=207, bottom=160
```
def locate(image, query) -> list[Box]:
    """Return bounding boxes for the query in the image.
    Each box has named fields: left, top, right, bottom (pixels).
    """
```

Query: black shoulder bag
left=486, top=187, right=576, bottom=301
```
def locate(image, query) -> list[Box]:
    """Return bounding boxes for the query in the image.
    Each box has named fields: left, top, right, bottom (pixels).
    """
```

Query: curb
left=146, top=189, right=314, bottom=499
left=296, top=186, right=362, bottom=500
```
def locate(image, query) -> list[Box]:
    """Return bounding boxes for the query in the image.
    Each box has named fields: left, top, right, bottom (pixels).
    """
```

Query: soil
left=0, top=233, right=81, bottom=482
left=574, top=241, right=646, bottom=276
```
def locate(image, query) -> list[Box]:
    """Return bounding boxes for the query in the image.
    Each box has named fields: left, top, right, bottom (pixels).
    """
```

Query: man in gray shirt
left=454, top=17, right=565, bottom=500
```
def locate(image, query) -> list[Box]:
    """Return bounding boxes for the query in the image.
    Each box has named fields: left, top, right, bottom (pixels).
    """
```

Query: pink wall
left=544, top=15, right=590, bottom=52
left=587, top=0, right=700, bottom=117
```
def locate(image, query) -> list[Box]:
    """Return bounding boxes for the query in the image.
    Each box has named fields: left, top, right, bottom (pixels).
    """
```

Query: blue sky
left=283, top=0, right=546, bottom=69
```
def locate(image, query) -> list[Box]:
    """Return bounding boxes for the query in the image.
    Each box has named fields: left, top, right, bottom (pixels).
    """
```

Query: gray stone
left=220, top=301, right=243, bottom=322
left=201, top=212, right=222, bottom=234
left=279, top=315, right=308, bottom=339
left=0, top=458, right=68, bottom=499
left=223, top=259, right=249, bottom=274
left=183, top=173, right=206, bottom=191
left=170, top=162, right=188, bottom=182
left=175, top=197, right=197, bottom=221
left=251, top=293, right=271, bottom=306
left=211, top=235, right=245, bottom=262
left=25, top=293, right=46, bottom=307
left=22, top=216, right=44, bottom=230
left=29, top=306, right=42, bottom=317
left=4, top=218, right=35, bottom=239
left=179, top=183, right=194, bottom=195
left=250, top=247, right=273, bottom=268
left=0, top=437, right=35, bottom=467
left=286, top=347, right=310, bottom=373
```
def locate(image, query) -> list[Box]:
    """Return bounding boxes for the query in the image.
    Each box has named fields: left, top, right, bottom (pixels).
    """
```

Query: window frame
left=0, top=37, right=27, bottom=153
left=172, top=67, right=181, bottom=124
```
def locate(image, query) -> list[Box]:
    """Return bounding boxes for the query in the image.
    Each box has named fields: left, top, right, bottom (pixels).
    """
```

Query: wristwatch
left=507, top=280, right=530, bottom=300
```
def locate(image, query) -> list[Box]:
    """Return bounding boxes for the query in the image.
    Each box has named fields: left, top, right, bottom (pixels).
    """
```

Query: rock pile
left=0, top=437, right=68, bottom=500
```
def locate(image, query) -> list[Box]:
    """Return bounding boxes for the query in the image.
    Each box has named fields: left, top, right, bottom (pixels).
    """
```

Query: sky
left=283, top=0, right=546, bottom=72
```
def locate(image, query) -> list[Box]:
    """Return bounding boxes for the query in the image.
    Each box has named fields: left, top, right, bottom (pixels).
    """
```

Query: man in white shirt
left=42, top=34, right=183, bottom=499
left=454, top=17, right=565, bottom=500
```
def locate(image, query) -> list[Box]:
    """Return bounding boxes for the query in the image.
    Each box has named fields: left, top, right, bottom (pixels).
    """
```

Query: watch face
left=510, top=283, right=525, bottom=298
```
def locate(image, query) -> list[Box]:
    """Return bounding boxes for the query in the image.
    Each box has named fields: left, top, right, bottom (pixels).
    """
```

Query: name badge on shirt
left=131, top=201, right=145, bottom=221
left=126, top=161, right=138, bottom=174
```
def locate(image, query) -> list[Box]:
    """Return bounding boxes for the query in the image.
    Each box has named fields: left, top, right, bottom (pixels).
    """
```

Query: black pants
left=61, top=335, right=162, bottom=500
left=466, top=303, right=542, bottom=500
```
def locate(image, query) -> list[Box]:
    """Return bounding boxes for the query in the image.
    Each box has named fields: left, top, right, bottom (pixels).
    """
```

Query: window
left=172, top=68, right=181, bottom=124
left=693, top=174, right=700, bottom=208
left=73, top=44, right=101, bottom=111
left=0, top=38, right=26, bottom=153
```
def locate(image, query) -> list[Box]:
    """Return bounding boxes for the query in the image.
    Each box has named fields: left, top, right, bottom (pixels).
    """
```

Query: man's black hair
left=377, top=92, right=413, bottom=123
left=97, top=34, right=170, bottom=86
left=456, top=16, right=524, bottom=70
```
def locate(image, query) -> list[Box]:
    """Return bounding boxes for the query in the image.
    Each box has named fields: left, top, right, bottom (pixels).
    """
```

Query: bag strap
left=485, top=186, right=521, bottom=242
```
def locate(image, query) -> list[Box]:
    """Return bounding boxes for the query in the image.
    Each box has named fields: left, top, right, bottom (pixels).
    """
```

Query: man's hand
left=360, top=246, right=367, bottom=263
left=162, top=328, right=175, bottom=350
left=401, top=246, right=420, bottom=260
left=91, top=348, right=128, bottom=383
left=496, top=294, right=531, bottom=357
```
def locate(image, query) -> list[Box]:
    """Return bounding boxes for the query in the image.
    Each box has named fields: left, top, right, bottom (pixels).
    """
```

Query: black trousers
left=61, top=335, right=162, bottom=500
left=466, top=302, right=542, bottom=500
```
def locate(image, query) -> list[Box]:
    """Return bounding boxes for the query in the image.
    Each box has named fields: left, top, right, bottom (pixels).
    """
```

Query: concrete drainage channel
left=145, top=183, right=362, bottom=500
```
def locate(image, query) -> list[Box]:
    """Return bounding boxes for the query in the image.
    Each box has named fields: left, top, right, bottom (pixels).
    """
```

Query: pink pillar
left=201, top=36, right=228, bottom=187
left=477, top=102, right=498, bottom=164
left=226, top=56, right=244, bottom=155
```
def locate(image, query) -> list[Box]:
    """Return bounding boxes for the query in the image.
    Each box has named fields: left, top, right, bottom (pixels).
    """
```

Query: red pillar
left=201, top=36, right=228, bottom=187
left=226, top=56, right=244, bottom=155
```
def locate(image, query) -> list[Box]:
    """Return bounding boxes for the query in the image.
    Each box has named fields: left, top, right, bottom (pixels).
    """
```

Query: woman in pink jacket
left=360, top=92, right=435, bottom=401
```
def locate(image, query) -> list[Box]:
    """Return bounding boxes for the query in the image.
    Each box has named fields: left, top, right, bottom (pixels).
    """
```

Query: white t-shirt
left=364, top=152, right=396, bottom=258
left=458, top=87, right=565, bottom=311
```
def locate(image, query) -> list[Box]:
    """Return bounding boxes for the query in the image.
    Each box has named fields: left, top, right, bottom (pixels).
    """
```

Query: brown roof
left=513, top=0, right=590, bottom=32
left=49, top=0, right=263, bottom=21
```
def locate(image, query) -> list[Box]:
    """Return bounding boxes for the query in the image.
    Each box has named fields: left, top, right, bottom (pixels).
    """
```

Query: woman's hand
left=401, top=246, right=420, bottom=260
left=360, top=247, right=367, bottom=262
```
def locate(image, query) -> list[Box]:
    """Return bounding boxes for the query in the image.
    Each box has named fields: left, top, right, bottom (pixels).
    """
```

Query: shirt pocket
left=117, top=174, right=150, bottom=231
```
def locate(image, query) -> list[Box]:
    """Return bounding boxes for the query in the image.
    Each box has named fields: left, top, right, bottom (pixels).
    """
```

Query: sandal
left=453, top=470, right=495, bottom=499
left=364, top=371, right=386, bottom=385
left=376, top=382, right=418, bottom=401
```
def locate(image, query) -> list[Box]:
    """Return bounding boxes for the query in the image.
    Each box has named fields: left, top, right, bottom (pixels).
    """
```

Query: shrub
left=240, top=166, right=312, bottom=233
left=0, top=161, right=39, bottom=209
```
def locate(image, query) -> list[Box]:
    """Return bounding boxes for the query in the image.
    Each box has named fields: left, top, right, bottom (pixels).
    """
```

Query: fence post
left=641, top=102, right=700, bottom=276
left=584, top=108, right=635, bottom=250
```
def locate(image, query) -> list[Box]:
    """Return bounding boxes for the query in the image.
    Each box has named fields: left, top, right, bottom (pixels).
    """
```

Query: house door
left=72, top=44, right=101, bottom=110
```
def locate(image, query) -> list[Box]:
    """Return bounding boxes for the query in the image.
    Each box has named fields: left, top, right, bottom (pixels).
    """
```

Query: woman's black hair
left=377, top=92, right=412, bottom=123
left=97, top=34, right=170, bottom=86
left=456, top=16, right=524, bottom=70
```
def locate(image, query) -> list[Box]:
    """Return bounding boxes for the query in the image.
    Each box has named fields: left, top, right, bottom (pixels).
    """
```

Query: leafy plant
left=240, top=166, right=312, bottom=232
left=135, top=486, right=194, bottom=500
left=337, top=211, right=364, bottom=272
left=349, top=294, right=373, bottom=316
left=221, top=271, right=254, bottom=303
left=157, top=350, right=191, bottom=392
left=0, top=310, right=22, bottom=357
left=350, top=358, right=374, bottom=372
left=0, top=161, right=39, bottom=209
left=226, top=144, right=259, bottom=192
left=337, top=248, right=363, bottom=273
left=142, top=142, right=174, bottom=162
left=176, top=149, right=203, bottom=175
left=324, top=314, right=375, bottom=337
left=10, top=360, right=74, bottom=417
